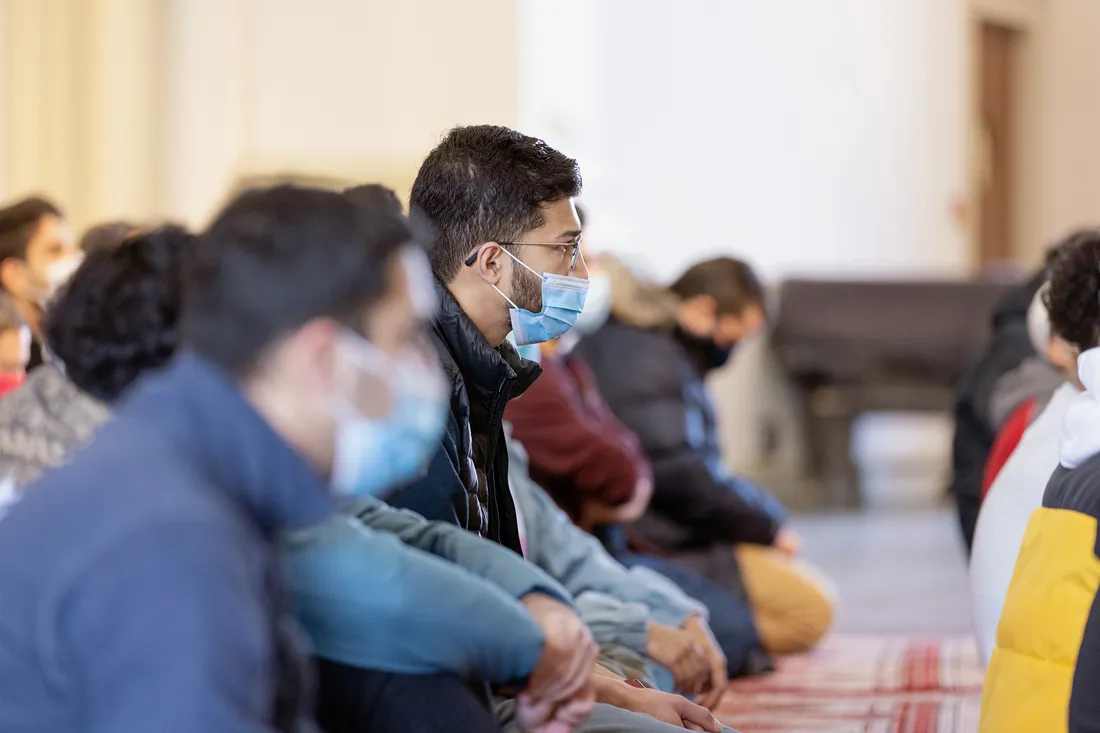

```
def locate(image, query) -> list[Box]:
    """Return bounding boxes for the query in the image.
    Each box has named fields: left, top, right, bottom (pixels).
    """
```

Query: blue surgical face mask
left=492, top=248, right=589, bottom=346
left=330, top=332, right=448, bottom=499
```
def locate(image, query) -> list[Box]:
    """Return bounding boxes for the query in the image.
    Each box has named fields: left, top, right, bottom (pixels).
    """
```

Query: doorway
left=975, top=21, right=1021, bottom=267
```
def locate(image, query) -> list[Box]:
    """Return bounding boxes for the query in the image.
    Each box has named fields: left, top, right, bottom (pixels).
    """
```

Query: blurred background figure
left=79, top=220, right=137, bottom=255
left=0, top=198, right=81, bottom=370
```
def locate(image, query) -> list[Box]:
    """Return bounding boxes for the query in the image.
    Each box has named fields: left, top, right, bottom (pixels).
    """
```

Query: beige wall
left=2, top=0, right=518, bottom=230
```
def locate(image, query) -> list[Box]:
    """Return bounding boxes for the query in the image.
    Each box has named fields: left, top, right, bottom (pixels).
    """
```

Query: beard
left=508, top=261, right=543, bottom=313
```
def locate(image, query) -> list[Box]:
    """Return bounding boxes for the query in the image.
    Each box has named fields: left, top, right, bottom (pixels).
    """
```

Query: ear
left=283, top=317, right=342, bottom=393
left=473, top=242, right=508, bottom=286
left=0, top=259, right=23, bottom=296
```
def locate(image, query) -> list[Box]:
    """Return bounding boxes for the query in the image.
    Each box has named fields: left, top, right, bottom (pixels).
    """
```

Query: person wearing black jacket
left=951, top=267, right=1049, bottom=552
left=575, top=255, right=835, bottom=655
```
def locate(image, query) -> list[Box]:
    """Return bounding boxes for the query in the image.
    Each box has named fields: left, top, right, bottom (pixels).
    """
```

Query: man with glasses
left=390, top=126, right=731, bottom=733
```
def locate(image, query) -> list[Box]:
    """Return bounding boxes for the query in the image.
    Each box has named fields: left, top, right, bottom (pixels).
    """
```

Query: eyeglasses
left=464, top=241, right=582, bottom=273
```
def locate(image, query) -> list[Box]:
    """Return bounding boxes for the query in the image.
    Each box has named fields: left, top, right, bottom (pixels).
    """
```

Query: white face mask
left=572, top=271, right=612, bottom=336
left=36, top=254, right=84, bottom=306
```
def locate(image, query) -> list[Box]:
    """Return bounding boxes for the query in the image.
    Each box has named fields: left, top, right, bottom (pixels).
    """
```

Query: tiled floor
left=792, top=509, right=973, bottom=633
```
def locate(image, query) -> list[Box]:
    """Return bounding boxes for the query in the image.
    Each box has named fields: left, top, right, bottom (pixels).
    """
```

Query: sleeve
left=58, top=520, right=282, bottom=733
left=280, top=516, right=547, bottom=684
left=628, top=381, right=784, bottom=546
left=351, top=498, right=571, bottom=604
left=386, top=413, right=469, bottom=527
left=574, top=592, right=650, bottom=654
left=505, top=358, right=643, bottom=507
left=514, top=465, right=702, bottom=630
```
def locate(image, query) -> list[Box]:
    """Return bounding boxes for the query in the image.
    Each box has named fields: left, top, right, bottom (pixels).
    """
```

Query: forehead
left=527, top=198, right=581, bottom=238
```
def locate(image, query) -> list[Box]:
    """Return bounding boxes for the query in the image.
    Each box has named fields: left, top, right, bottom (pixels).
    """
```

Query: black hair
left=670, top=257, right=766, bottom=316
left=410, top=125, right=582, bottom=282
left=1044, top=228, right=1100, bottom=352
left=44, top=226, right=190, bottom=403
left=0, top=196, right=63, bottom=263
left=80, top=221, right=134, bottom=255
left=182, top=184, right=419, bottom=376
left=344, top=184, right=404, bottom=217
left=0, top=291, right=25, bottom=333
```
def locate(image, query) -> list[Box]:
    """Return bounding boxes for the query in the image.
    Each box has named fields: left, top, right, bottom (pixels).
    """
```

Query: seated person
left=572, top=254, right=834, bottom=655
left=951, top=257, right=1062, bottom=552
left=971, top=280, right=1082, bottom=666
left=505, top=303, right=768, bottom=677
left=0, top=227, right=185, bottom=489
left=980, top=230, right=1100, bottom=732
left=0, top=196, right=83, bottom=370
left=0, top=292, right=29, bottom=396
left=388, top=126, right=731, bottom=732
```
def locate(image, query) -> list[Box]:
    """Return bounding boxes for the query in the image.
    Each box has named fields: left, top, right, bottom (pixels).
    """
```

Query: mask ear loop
left=491, top=246, right=543, bottom=311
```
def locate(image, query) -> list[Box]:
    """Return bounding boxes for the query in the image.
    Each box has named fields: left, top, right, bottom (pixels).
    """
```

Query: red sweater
left=505, top=352, right=651, bottom=522
left=981, top=397, right=1036, bottom=502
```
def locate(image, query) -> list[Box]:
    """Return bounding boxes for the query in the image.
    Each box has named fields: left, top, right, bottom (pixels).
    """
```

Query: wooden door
left=976, top=22, right=1019, bottom=266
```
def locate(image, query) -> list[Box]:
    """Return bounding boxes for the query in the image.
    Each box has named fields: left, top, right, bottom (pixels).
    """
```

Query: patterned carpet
left=716, top=634, right=983, bottom=733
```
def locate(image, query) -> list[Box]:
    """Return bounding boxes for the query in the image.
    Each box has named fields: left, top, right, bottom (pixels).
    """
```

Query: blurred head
left=79, top=220, right=137, bottom=256
left=0, top=292, right=29, bottom=376
left=0, top=197, right=80, bottom=317
left=1030, top=281, right=1080, bottom=387
left=183, top=184, right=443, bottom=495
left=670, top=257, right=767, bottom=350
left=344, top=184, right=404, bottom=216
left=411, top=125, right=584, bottom=346
left=44, top=227, right=189, bottom=403
left=1044, top=229, right=1100, bottom=383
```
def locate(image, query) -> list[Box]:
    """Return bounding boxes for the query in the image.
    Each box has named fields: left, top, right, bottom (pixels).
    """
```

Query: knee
left=760, top=571, right=835, bottom=654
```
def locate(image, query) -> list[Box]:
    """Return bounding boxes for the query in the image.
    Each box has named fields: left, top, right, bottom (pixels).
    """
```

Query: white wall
left=521, top=0, right=969, bottom=284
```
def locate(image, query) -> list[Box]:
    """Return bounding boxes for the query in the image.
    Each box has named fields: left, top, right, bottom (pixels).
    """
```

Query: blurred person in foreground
left=0, top=227, right=186, bottom=498
left=0, top=292, right=29, bottom=397
left=572, top=255, right=834, bottom=656
left=391, top=126, right=727, bottom=732
left=0, top=196, right=83, bottom=370
left=980, top=229, right=1100, bottom=733
left=505, top=251, right=769, bottom=678
left=0, top=184, right=469, bottom=733
left=0, top=188, right=602, bottom=733
left=970, top=250, right=1084, bottom=666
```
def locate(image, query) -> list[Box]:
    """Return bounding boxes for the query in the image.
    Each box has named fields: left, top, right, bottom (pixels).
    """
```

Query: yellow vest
left=980, top=506, right=1100, bottom=732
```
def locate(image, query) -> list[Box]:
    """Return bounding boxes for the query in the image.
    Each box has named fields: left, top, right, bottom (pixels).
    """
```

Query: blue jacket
left=281, top=497, right=570, bottom=683
left=0, top=355, right=334, bottom=733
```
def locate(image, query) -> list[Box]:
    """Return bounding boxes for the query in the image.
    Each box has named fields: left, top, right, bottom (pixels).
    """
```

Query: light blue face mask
left=493, top=249, right=589, bottom=346
left=330, top=333, right=448, bottom=499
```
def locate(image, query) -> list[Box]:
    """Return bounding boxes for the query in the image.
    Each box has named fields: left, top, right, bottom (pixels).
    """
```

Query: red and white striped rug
left=717, top=634, right=983, bottom=733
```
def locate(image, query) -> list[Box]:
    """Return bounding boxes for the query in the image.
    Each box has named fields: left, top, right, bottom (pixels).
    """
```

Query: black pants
left=314, top=659, right=502, bottom=733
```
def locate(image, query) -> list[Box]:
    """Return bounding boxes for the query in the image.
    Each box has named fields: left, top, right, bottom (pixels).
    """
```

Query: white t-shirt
left=970, top=382, right=1079, bottom=666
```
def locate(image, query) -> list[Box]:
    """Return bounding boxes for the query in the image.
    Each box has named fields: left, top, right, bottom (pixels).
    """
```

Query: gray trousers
left=495, top=699, right=739, bottom=733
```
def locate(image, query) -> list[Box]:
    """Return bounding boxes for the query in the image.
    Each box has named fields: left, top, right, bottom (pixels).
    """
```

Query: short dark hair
left=80, top=221, right=134, bottom=255
left=344, top=184, right=404, bottom=217
left=670, top=257, right=766, bottom=316
left=44, top=226, right=190, bottom=403
left=0, top=291, right=25, bottom=333
left=1044, top=228, right=1100, bottom=352
left=0, top=196, right=63, bottom=262
left=182, top=184, right=419, bottom=376
left=410, top=125, right=582, bottom=282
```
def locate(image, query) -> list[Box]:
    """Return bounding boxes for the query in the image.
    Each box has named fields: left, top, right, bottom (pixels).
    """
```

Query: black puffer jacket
left=951, top=269, right=1046, bottom=551
left=387, top=282, right=540, bottom=555
left=575, top=319, right=786, bottom=552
